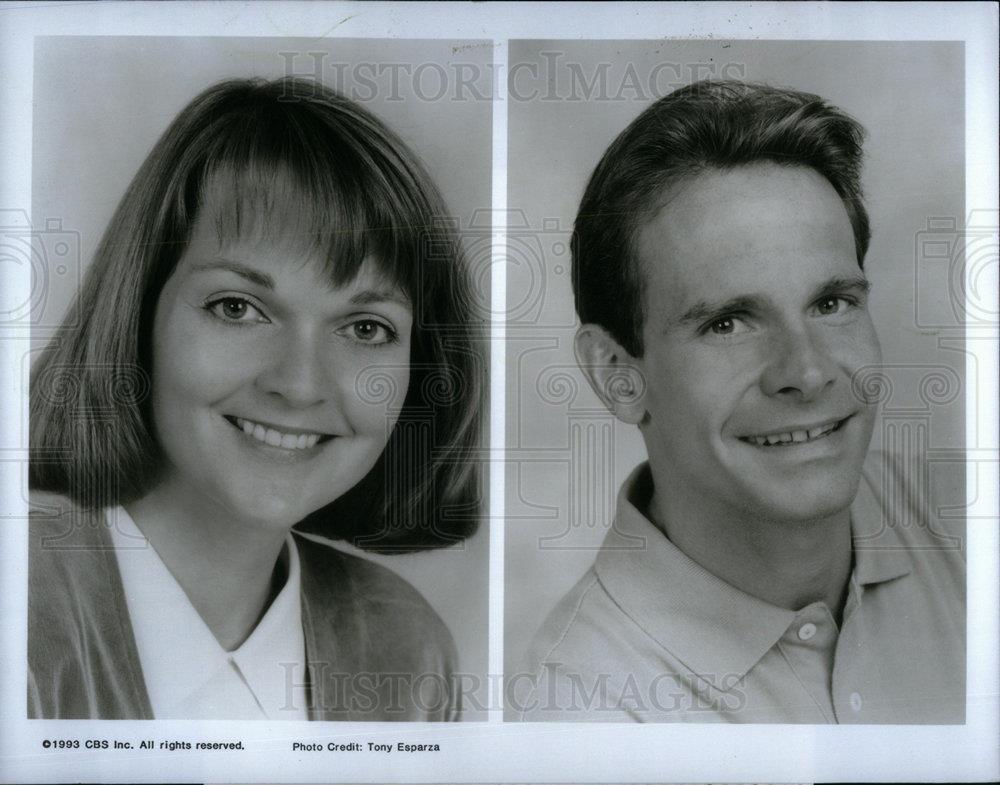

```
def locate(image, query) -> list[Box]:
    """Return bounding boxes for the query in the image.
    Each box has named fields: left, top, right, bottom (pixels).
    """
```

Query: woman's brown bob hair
left=30, top=77, right=484, bottom=553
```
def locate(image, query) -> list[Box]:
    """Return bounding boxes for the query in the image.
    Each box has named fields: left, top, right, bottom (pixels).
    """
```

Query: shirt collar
left=594, top=453, right=912, bottom=689
left=108, top=506, right=305, bottom=718
left=229, top=534, right=305, bottom=717
left=850, top=453, right=914, bottom=586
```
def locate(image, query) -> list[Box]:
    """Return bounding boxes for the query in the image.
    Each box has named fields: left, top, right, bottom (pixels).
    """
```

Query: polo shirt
left=516, top=452, right=965, bottom=723
left=108, top=506, right=309, bottom=720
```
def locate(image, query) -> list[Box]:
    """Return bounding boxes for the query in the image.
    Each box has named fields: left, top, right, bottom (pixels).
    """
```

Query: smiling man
left=516, top=80, right=965, bottom=724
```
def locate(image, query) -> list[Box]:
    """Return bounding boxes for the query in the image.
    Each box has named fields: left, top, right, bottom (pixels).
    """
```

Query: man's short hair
left=571, top=79, right=871, bottom=357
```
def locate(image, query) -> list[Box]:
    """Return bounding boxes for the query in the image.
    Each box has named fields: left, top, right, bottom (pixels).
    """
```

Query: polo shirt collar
left=850, top=458, right=913, bottom=586
left=593, top=456, right=912, bottom=690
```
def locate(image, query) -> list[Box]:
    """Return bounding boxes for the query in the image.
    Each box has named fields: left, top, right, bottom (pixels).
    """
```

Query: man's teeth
left=235, top=417, right=321, bottom=450
left=748, top=421, right=840, bottom=447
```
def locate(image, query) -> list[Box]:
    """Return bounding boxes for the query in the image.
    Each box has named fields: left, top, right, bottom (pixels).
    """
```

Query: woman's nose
left=255, top=328, right=331, bottom=408
left=759, top=325, right=838, bottom=402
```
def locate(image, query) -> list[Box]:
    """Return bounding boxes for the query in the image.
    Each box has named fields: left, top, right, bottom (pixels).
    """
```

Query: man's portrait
left=504, top=40, right=968, bottom=724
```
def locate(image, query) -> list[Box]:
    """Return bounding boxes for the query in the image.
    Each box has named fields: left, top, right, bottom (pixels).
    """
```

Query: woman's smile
left=223, top=415, right=335, bottom=451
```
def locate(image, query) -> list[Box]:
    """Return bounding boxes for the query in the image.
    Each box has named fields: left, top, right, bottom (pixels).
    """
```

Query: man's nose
left=759, top=325, right=838, bottom=402
left=255, top=327, right=331, bottom=408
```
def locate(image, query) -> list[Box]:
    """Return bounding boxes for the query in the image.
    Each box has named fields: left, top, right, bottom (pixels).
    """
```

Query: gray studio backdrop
left=504, top=40, right=969, bottom=685
left=29, top=36, right=492, bottom=714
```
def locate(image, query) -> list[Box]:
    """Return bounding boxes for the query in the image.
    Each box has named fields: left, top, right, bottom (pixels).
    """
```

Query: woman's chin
left=216, top=490, right=317, bottom=533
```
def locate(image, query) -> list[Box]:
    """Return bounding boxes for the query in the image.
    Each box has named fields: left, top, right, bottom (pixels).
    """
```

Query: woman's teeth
left=746, top=420, right=841, bottom=447
left=235, top=417, right=321, bottom=450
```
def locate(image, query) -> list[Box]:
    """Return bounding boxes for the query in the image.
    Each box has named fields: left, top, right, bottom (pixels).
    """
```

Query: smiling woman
left=144, top=203, right=416, bottom=537
left=27, top=77, right=484, bottom=721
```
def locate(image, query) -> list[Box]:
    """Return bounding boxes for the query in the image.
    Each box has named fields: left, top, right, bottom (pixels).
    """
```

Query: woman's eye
left=346, top=319, right=397, bottom=345
left=206, top=297, right=268, bottom=324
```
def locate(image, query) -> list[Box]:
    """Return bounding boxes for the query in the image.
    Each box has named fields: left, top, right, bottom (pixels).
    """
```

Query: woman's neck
left=124, top=477, right=291, bottom=651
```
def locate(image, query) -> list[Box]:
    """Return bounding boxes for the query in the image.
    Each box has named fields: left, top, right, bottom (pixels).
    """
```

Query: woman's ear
left=574, top=324, right=647, bottom=425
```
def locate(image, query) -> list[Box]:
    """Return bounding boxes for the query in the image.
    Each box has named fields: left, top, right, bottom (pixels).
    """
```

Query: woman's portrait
left=26, top=38, right=490, bottom=721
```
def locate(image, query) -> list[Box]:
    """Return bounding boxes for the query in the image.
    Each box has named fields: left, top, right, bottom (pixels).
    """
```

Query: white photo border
left=0, top=2, right=997, bottom=783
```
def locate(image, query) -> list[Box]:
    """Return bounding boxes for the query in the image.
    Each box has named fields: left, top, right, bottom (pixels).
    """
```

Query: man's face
left=633, top=163, right=881, bottom=523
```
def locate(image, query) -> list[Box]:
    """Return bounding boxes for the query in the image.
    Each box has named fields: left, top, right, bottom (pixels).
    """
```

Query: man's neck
left=646, top=475, right=854, bottom=621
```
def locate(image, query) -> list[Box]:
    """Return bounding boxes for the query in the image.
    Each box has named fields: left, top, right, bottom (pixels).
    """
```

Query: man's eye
left=707, top=316, right=749, bottom=336
left=346, top=319, right=397, bottom=345
left=815, top=296, right=852, bottom=316
left=206, top=297, right=268, bottom=323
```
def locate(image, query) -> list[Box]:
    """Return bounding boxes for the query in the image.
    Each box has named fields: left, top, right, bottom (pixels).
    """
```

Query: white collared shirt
left=107, top=506, right=309, bottom=720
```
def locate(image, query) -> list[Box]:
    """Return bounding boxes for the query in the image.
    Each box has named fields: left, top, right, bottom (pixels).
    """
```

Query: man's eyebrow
left=190, top=259, right=274, bottom=289
left=676, top=295, right=766, bottom=326
left=813, top=275, right=872, bottom=298
left=674, top=275, right=873, bottom=328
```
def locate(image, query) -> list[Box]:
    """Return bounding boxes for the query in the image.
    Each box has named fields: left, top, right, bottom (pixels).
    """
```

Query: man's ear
left=574, top=324, right=647, bottom=425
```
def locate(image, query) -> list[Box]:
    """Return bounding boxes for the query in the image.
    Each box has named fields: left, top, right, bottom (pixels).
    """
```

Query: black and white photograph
left=0, top=3, right=997, bottom=784
left=504, top=39, right=970, bottom=725
left=23, top=36, right=491, bottom=722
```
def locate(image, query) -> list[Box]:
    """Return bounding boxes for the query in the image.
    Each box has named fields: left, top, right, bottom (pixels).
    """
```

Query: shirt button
left=797, top=622, right=817, bottom=641
left=849, top=692, right=863, bottom=712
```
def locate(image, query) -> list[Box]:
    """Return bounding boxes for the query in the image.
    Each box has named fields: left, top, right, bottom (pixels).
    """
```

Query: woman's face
left=148, top=210, right=413, bottom=530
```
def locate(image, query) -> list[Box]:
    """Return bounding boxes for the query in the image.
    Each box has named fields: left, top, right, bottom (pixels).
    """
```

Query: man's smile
left=738, top=415, right=853, bottom=447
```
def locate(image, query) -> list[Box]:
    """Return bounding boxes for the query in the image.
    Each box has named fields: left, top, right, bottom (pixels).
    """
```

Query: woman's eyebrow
left=190, top=259, right=274, bottom=289
left=190, top=260, right=408, bottom=307
left=349, top=288, right=410, bottom=307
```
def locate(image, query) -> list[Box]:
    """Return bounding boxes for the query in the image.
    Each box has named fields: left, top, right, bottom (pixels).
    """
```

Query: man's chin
left=726, top=430, right=871, bottom=523
left=740, top=470, right=864, bottom=524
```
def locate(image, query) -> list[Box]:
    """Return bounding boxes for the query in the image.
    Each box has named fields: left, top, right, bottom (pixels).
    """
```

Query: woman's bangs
left=196, top=126, right=409, bottom=291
